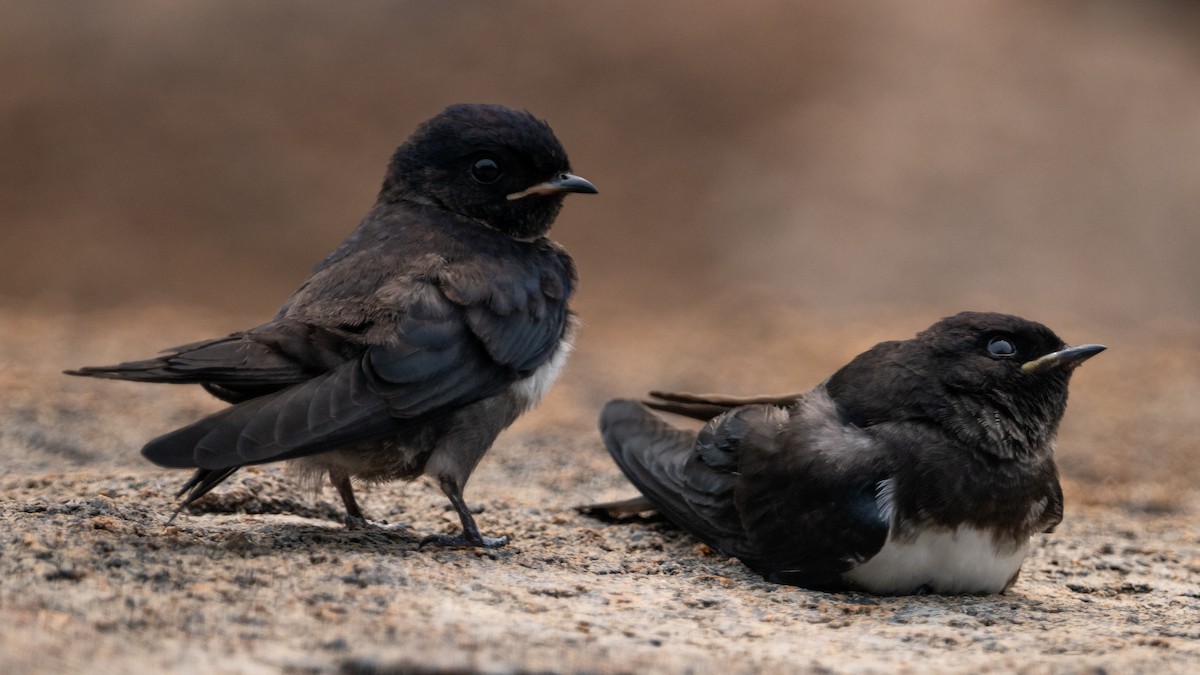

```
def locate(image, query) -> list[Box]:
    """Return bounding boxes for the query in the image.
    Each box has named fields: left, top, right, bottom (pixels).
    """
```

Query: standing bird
left=592, top=312, right=1103, bottom=593
left=67, top=103, right=597, bottom=548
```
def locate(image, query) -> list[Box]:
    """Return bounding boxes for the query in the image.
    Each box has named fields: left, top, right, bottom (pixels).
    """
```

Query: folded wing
left=140, top=258, right=572, bottom=471
left=601, top=389, right=893, bottom=590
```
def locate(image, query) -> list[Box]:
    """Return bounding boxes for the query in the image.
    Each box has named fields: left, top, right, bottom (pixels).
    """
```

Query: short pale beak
left=1021, top=344, right=1106, bottom=373
left=507, top=172, right=598, bottom=201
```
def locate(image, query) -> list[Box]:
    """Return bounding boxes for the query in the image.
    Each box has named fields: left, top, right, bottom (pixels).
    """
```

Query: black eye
left=987, top=336, right=1017, bottom=358
left=471, top=157, right=502, bottom=184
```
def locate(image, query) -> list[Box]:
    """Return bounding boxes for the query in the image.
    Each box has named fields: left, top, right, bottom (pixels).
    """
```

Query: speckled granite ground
left=2, top=304, right=1198, bottom=673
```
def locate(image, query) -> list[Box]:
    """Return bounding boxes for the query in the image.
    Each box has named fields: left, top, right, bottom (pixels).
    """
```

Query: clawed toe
left=343, top=514, right=371, bottom=530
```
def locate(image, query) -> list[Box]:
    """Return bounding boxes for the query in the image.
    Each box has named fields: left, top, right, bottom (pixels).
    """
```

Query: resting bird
left=591, top=312, right=1103, bottom=593
left=67, top=103, right=596, bottom=548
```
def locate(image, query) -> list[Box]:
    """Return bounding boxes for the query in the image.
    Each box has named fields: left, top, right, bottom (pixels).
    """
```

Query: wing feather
left=142, top=248, right=573, bottom=471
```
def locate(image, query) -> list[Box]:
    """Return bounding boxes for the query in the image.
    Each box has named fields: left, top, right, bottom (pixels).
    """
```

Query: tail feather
left=66, top=355, right=293, bottom=403
left=64, top=320, right=345, bottom=389
left=166, top=467, right=241, bottom=523
left=645, top=390, right=802, bottom=421
left=575, top=496, right=662, bottom=523
left=65, top=350, right=302, bottom=385
left=65, top=358, right=191, bottom=383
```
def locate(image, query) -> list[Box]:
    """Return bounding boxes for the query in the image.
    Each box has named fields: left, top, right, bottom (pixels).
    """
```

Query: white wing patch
left=874, top=478, right=897, bottom=526
left=844, top=525, right=1029, bottom=595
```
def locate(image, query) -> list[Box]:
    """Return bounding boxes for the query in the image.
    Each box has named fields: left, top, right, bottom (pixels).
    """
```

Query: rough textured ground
left=2, top=304, right=1198, bottom=674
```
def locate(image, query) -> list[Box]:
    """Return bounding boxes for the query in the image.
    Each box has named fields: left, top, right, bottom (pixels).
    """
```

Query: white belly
left=844, top=525, right=1029, bottom=595
left=513, top=317, right=576, bottom=411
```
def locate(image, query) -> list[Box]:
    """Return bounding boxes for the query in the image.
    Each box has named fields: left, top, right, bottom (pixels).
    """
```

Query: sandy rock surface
left=2, top=304, right=1199, bottom=674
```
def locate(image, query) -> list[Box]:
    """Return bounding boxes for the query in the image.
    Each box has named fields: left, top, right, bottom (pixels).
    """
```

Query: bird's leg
left=330, top=471, right=368, bottom=530
left=420, top=476, right=508, bottom=549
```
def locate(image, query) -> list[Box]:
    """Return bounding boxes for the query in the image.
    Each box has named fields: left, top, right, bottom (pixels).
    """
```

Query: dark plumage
left=591, top=312, right=1104, bottom=593
left=67, top=103, right=596, bottom=547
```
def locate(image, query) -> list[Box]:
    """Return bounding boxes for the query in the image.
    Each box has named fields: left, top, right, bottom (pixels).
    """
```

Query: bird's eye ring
left=987, top=336, right=1017, bottom=358
left=471, top=157, right=502, bottom=184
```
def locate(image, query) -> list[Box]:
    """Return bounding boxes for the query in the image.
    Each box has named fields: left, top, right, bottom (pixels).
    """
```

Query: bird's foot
left=419, top=531, right=509, bottom=549
left=343, top=514, right=371, bottom=530
left=425, top=475, right=508, bottom=549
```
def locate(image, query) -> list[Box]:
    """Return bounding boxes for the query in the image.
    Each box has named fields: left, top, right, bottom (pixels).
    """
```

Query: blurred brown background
left=2, top=2, right=1199, bottom=492
left=4, top=0, right=1199, bottom=325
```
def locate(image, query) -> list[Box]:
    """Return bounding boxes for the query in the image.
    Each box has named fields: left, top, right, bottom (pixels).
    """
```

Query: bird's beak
left=1021, top=344, right=1106, bottom=373
left=507, top=173, right=598, bottom=201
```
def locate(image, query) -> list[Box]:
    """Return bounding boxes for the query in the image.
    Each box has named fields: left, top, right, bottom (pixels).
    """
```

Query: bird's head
left=379, top=103, right=597, bottom=240
left=916, top=311, right=1105, bottom=459
left=828, top=311, right=1104, bottom=461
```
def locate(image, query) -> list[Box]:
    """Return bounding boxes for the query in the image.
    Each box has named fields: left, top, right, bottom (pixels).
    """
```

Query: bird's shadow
left=133, top=513, right=522, bottom=561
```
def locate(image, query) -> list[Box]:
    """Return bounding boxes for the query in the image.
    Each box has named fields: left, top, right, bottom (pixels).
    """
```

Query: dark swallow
left=590, top=312, right=1103, bottom=594
left=67, top=103, right=596, bottom=548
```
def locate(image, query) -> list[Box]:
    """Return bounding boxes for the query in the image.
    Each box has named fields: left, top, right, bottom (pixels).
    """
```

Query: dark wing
left=68, top=320, right=369, bottom=504
left=601, top=389, right=892, bottom=591
left=597, top=399, right=786, bottom=561
left=731, top=388, right=892, bottom=589
left=644, top=390, right=806, bottom=422
left=65, top=319, right=356, bottom=403
left=440, top=246, right=573, bottom=375
left=143, top=257, right=573, bottom=470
